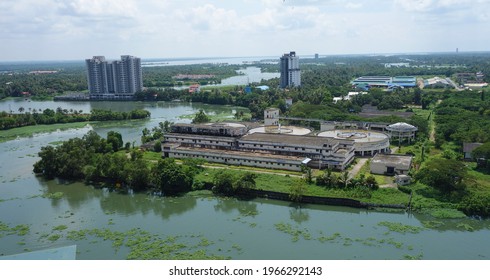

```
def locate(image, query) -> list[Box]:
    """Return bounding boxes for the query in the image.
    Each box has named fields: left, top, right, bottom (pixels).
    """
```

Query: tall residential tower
left=86, top=55, right=143, bottom=99
left=280, top=51, right=301, bottom=88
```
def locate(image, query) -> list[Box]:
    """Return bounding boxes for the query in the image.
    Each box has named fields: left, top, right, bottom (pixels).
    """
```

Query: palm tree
left=337, top=171, right=350, bottom=189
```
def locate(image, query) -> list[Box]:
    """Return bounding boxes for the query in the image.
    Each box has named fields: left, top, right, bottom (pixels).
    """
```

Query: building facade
left=86, top=55, right=143, bottom=99
left=162, top=123, right=355, bottom=171
left=280, top=51, right=301, bottom=88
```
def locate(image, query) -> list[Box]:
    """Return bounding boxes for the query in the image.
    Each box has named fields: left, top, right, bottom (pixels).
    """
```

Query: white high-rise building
left=280, top=51, right=301, bottom=88
left=86, top=55, right=143, bottom=99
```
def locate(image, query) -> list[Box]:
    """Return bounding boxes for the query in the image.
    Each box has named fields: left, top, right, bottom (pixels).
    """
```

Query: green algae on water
left=378, top=221, right=425, bottom=234
left=42, top=192, right=64, bottom=199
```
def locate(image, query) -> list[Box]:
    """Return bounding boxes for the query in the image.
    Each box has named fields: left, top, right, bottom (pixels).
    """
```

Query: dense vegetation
left=0, top=108, right=150, bottom=130
left=33, top=130, right=256, bottom=196
left=434, top=91, right=490, bottom=146
left=33, top=131, right=196, bottom=194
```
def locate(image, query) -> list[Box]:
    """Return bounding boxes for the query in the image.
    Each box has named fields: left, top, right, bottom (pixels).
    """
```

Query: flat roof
left=172, top=122, right=246, bottom=129
left=318, top=130, right=389, bottom=143
left=166, top=133, right=236, bottom=141
left=371, top=154, right=412, bottom=169
left=241, top=132, right=345, bottom=147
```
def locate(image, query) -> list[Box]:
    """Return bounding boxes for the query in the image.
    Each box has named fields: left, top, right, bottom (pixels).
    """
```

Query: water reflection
left=289, top=205, right=310, bottom=224
left=213, top=197, right=258, bottom=217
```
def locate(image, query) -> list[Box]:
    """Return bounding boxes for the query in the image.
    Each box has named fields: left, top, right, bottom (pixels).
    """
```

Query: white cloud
left=0, top=0, right=489, bottom=60
left=345, top=2, right=363, bottom=9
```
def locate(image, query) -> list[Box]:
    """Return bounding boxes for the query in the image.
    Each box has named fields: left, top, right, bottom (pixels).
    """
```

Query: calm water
left=1, top=99, right=489, bottom=260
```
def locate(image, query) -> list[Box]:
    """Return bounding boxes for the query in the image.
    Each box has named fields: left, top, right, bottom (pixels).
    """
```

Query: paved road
left=348, top=158, right=368, bottom=179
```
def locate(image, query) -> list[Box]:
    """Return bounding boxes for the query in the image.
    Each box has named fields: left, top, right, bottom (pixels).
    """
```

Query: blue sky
left=0, top=0, right=489, bottom=61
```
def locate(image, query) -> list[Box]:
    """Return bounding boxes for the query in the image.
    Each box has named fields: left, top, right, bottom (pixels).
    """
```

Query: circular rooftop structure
left=248, top=125, right=311, bottom=136
left=386, top=122, right=417, bottom=132
left=318, top=129, right=390, bottom=156
left=386, top=122, right=417, bottom=143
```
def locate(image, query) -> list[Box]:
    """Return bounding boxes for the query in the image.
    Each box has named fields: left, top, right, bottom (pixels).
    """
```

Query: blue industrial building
left=351, top=76, right=416, bottom=90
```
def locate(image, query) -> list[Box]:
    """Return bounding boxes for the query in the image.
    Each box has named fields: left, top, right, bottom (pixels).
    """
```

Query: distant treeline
left=0, top=108, right=150, bottom=130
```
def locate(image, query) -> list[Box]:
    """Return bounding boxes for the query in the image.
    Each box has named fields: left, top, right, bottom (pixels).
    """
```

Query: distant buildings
left=332, top=91, right=368, bottom=104
left=85, top=55, right=143, bottom=100
left=351, top=76, right=417, bottom=90
left=280, top=51, right=301, bottom=88
left=423, top=77, right=454, bottom=89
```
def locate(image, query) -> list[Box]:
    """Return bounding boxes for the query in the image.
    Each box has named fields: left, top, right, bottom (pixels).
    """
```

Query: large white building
left=86, top=55, right=143, bottom=99
left=162, top=122, right=355, bottom=171
left=280, top=51, right=301, bottom=88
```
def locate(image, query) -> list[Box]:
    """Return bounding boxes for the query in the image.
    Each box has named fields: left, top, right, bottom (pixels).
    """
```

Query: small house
left=463, top=143, right=483, bottom=160
left=370, top=154, right=412, bottom=176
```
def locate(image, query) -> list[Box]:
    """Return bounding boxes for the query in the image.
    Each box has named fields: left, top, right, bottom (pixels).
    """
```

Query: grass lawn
left=194, top=166, right=410, bottom=205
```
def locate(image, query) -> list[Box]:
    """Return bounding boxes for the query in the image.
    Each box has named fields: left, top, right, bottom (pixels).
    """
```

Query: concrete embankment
left=237, top=189, right=406, bottom=210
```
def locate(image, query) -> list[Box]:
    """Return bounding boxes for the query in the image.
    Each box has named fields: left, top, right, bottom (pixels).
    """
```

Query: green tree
left=33, top=145, right=59, bottom=179
left=151, top=158, right=193, bottom=194
left=289, top=180, right=307, bottom=202
left=212, top=170, right=235, bottom=195
left=234, top=173, right=257, bottom=191
left=472, top=142, right=490, bottom=160
left=107, top=131, right=123, bottom=152
left=415, top=158, right=467, bottom=193
left=301, top=165, right=313, bottom=184
left=124, top=158, right=150, bottom=191
left=192, top=109, right=211, bottom=124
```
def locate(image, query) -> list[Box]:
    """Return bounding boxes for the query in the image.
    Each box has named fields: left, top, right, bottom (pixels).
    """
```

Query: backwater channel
left=0, top=99, right=489, bottom=259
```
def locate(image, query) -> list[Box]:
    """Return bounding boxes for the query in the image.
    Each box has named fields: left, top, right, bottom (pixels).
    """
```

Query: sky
left=0, top=0, right=489, bottom=61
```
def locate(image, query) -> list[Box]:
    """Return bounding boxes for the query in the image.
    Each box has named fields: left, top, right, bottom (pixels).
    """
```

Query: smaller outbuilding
left=463, top=142, right=483, bottom=160
left=370, top=154, right=413, bottom=176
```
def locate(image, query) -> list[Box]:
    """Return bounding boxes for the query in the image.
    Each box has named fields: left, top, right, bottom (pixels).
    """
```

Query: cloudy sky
left=0, top=0, right=489, bottom=61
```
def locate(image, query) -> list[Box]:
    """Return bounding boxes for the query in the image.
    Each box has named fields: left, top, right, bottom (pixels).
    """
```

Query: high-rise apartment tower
left=86, top=55, right=143, bottom=99
left=280, top=51, right=301, bottom=88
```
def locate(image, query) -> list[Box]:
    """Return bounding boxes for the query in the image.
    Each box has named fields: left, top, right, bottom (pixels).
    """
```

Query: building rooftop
left=371, top=154, right=413, bottom=170
left=463, top=142, right=483, bottom=153
left=241, top=132, right=346, bottom=147
left=386, top=122, right=417, bottom=132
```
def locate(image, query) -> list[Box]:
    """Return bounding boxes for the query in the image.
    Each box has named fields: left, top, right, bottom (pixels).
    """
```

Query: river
left=0, top=99, right=489, bottom=260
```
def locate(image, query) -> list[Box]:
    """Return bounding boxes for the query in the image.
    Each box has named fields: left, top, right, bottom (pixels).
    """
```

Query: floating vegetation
left=65, top=227, right=228, bottom=260
left=386, top=238, right=404, bottom=249
left=274, top=222, right=311, bottom=242
left=241, top=210, right=259, bottom=217
left=52, top=225, right=68, bottom=231
left=198, top=238, right=213, bottom=247
left=317, top=232, right=341, bottom=243
left=47, top=234, right=61, bottom=242
left=429, top=209, right=466, bottom=219
left=456, top=223, right=475, bottom=232
left=403, top=253, right=423, bottom=260
left=249, top=223, right=257, bottom=228
left=0, top=197, right=19, bottom=203
left=42, top=192, right=64, bottom=199
left=0, top=222, right=30, bottom=238
left=421, top=220, right=445, bottom=229
left=378, top=221, right=425, bottom=234
left=231, top=244, right=242, bottom=251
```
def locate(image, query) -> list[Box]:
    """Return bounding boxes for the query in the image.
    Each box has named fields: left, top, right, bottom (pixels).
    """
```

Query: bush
left=398, top=185, right=412, bottom=195
left=458, top=194, right=490, bottom=217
